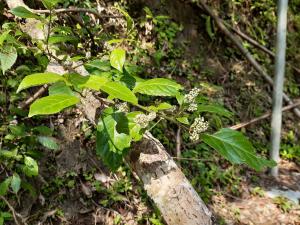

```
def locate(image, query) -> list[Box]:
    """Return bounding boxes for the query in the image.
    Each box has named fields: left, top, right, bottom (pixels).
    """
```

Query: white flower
left=187, top=103, right=198, bottom=112
left=189, top=116, right=209, bottom=142
left=115, top=102, right=129, bottom=113
left=134, top=112, right=156, bottom=128
left=184, top=88, right=201, bottom=104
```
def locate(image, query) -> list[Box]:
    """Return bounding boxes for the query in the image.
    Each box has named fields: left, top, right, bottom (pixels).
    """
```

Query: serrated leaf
left=176, top=117, right=189, bottom=125
left=133, top=78, right=183, bottom=96
left=0, top=45, right=17, bottom=74
left=0, top=177, right=11, bottom=196
left=11, top=173, right=21, bottom=194
left=110, top=49, right=126, bottom=72
left=48, top=34, right=79, bottom=44
left=201, top=128, right=276, bottom=171
left=29, top=95, right=79, bottom=117
left=49, top=81, right=74, bottom=96
left=197, top=105, right=233, bottom=118
left=96, top=109, right=131, bottom=170
left=17, top=72, right=64, bottom=93
left=37, top=136, right=59, bottom=150
left=23, top=156, right=38, bottom=177
left=101, top=82, right=138, bottom=104
left=11, top=6, right=41, bottom=19
left=0, top=30, right=11, bottom=46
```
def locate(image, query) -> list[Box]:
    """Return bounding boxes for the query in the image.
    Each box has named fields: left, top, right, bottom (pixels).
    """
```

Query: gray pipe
left=270, top=0, right=289, bottom=177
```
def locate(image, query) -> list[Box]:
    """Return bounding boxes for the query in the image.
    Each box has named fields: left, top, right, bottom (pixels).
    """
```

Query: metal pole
left=270, top=0, right=289, bottom=177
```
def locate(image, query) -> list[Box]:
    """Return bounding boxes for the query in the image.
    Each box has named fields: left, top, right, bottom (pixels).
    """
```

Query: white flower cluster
left=189, top=116, right=209, bottom=142
left=115, top=102, right=129, bottom=113
left=184, top=88, right=201, bottom=112
left=134, top=112, right=157, bottom=128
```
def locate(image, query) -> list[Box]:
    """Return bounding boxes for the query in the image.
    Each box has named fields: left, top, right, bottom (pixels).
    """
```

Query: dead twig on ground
left=230, top=100, right=300, bottom=130
left=195, top=0, right=300, bottom=118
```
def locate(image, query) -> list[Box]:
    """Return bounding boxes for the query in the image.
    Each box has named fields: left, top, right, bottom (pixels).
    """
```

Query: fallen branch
left=196, top=0, right=300, bottom=118
left=230, top=100, right=300, bottom=130
left=229, top=26, right=300, bottom=74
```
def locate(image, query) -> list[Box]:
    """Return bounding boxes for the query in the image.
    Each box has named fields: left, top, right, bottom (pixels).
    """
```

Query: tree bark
left=5, top=1, right=213, bottom=224
left=128, top=132, right=212, bottom=225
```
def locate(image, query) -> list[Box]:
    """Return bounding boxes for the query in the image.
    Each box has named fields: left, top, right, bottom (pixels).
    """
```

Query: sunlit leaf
left=110, top=48, right=126, bottom=72
left=101, top=82, right=138, bottom=104
left=11, top=6, right=41, bottom=19
left=0, top=45, right=17, bottom=74
left=28, top=95, right=79, bottom=117
left=17, top=72, right=64, bottom=93
left=23, top=156, right=38, bottom=177
left=133, top=78, right=183, bottom=96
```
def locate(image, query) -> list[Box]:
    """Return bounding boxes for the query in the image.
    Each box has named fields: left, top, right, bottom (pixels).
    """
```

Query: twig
left=19, top=85, right=48, bottom=109
left=230, top=100, right=300, bottom=130
left=34, top=8, right=122, bottom=20
left=172, top=156, right=214, bottom=162
left=0, top=196, right=27, bottom=225
left=196, top=0, right=300, bottom=118
left=176, top=127, right=181, bottom=166
left=229, top=26, right=300, bottom=74
left=230, top=26, right=275, bottom=57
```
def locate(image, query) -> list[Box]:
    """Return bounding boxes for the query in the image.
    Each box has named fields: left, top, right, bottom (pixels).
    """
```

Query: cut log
left=5, top=1, right=213, bottom=224
left=128, top=132, right=212, bottom=225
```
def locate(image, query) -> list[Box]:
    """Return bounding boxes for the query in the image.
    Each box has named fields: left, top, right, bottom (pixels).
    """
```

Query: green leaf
left=176, top=92, right=184, bottom=105
left=126, top=111, right=143, bottom=141
left=0, top=149, right=18, bottom=159
left=11, top=6, right=41, bottom=19
left=17, top=72, right=64, bottom=93
left=48, top=34, right=79, bottom=44
left=64, top=74, right=108, bottom=90
left=176, top=117, right=189, bottom=125
left=110, top=48, right=126, bottom=72
left=197, top=105, right=233, bottom=118
left=37, top=136, right=59, bottom=150
left=101, top=82, right=138, bottom=104
left=32, top=126, right=53, bottom=136
left=83, top=75, right=108, bottom=90
left=0, top=45, right=17, bottom=74
left=41, top=0, right=60, bottom=9
left=0, top=30, right=11, bottom=46
left=23, top=156, right=38, bottom=177
left=96, top=108, right=131, bottom=170
left=201, top=128, right=276, bottom=171
left=148, top=102, right=173, bottom=112
left=133, top=78, right=183, bottom=96
left=0, top=177, right=11, bottom=196
left=28, top=95, right=79, bottom=117
left=85, top=60, right=111, bottom=71
left=11, top=173, right=21, bottom=194
left=48, top=81, right=74, bottom=96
